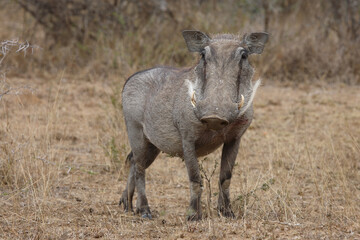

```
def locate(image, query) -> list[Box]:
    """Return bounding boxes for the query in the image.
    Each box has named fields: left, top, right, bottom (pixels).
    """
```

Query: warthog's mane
left=211, top=34, right=241, bottom=42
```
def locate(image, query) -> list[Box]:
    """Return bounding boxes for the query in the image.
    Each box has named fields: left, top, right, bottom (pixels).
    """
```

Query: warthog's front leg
left=218, top=137, right=241, bottom=218
left=182, top=140, right=203, bottom=221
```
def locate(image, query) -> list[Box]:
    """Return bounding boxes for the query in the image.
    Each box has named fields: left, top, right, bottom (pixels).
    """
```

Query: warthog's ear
left=243, top=32, right=269, bottom=54
left=182, top=30, right=210, bottom=52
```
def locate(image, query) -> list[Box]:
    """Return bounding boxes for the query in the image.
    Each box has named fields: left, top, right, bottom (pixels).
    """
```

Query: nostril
left=200, top=116, right=229, bottom=130
left=220, top=121, right=228, bottom=126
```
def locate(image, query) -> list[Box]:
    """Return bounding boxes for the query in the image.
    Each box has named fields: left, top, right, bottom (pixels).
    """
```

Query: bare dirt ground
left=0, top=77, right=359, bottom=239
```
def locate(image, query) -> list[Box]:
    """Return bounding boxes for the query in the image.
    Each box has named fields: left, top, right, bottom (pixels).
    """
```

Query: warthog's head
left=183, top=30, right=268, bottom=130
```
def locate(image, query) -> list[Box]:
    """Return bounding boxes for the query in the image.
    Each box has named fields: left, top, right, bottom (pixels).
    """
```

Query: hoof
left=186, top=209, right=202, bottom=221
left=141, top=212, right=152, bottom=219
left=119, top=194, right=133, bottom=213
left=137, top=207, right=152, bottom=219
left=187, top=214, right=202, bottom=221
left=218, top=207, right=235, bottom=218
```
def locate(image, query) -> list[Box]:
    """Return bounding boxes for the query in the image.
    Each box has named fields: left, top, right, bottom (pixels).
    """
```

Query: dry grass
left=0, top=1, right=358, bottom=84
left=0, top=0, right=359, bottom=239
left=0, top=76, right=359, bottom=239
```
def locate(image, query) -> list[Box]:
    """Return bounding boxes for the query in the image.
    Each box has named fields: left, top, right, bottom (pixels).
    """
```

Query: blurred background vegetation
left=1, top=0, right=359, bottom=84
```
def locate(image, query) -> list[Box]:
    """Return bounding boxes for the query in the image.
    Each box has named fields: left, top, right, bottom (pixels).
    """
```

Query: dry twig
left=0, top=39, right=38, bottom=100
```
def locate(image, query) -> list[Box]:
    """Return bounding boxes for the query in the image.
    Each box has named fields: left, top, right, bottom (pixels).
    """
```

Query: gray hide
left=120, top=30, right=268, bottom=220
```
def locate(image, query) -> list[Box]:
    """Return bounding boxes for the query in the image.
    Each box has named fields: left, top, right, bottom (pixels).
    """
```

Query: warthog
left=120, top=30, right=268, bottom=220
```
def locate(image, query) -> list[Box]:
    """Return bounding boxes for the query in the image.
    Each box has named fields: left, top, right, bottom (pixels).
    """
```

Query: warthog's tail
left=122, top=151, right=133, bottom=175
left=126, top=151, right=134, bottom=164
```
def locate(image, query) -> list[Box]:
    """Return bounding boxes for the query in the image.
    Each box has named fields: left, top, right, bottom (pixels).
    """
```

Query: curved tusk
left=238, top=94, right=244, bottom=110
left=191, top=91, right=196, bottom=107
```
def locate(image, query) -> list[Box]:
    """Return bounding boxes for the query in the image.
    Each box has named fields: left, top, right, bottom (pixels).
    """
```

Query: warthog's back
left=123, top=67, right=179, bottom=122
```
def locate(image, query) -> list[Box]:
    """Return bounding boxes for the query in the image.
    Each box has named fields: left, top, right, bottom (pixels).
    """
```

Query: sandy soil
left=0, top=77, right=359, bottom=239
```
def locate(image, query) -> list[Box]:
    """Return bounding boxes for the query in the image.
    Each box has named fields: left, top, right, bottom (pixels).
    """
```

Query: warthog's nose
left=200, top=116, right=229, bottom=130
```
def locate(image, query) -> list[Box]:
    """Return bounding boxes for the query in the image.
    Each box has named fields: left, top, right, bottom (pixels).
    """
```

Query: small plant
left=199, top=157, right=218, bottom=237
left=236, top=178, right=276, bottom=217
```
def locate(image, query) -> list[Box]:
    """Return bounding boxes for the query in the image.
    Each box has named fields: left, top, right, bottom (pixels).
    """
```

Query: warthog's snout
left=200, top=115, right=229, bottom=130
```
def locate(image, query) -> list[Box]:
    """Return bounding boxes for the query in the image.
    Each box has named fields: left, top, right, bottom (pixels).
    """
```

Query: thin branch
left=0, top=39, right=38, bottom=100
left=0, top=86, right=35, bottom=101
left=0, top=39, right=39, bottom=65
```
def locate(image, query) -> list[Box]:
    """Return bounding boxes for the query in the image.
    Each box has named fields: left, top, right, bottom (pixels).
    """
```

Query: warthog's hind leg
left=119, top=152, right=135, bottom=212
left=120, top=120, right=160, bottom=219
left=134, top=141, right=159, bottom=219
